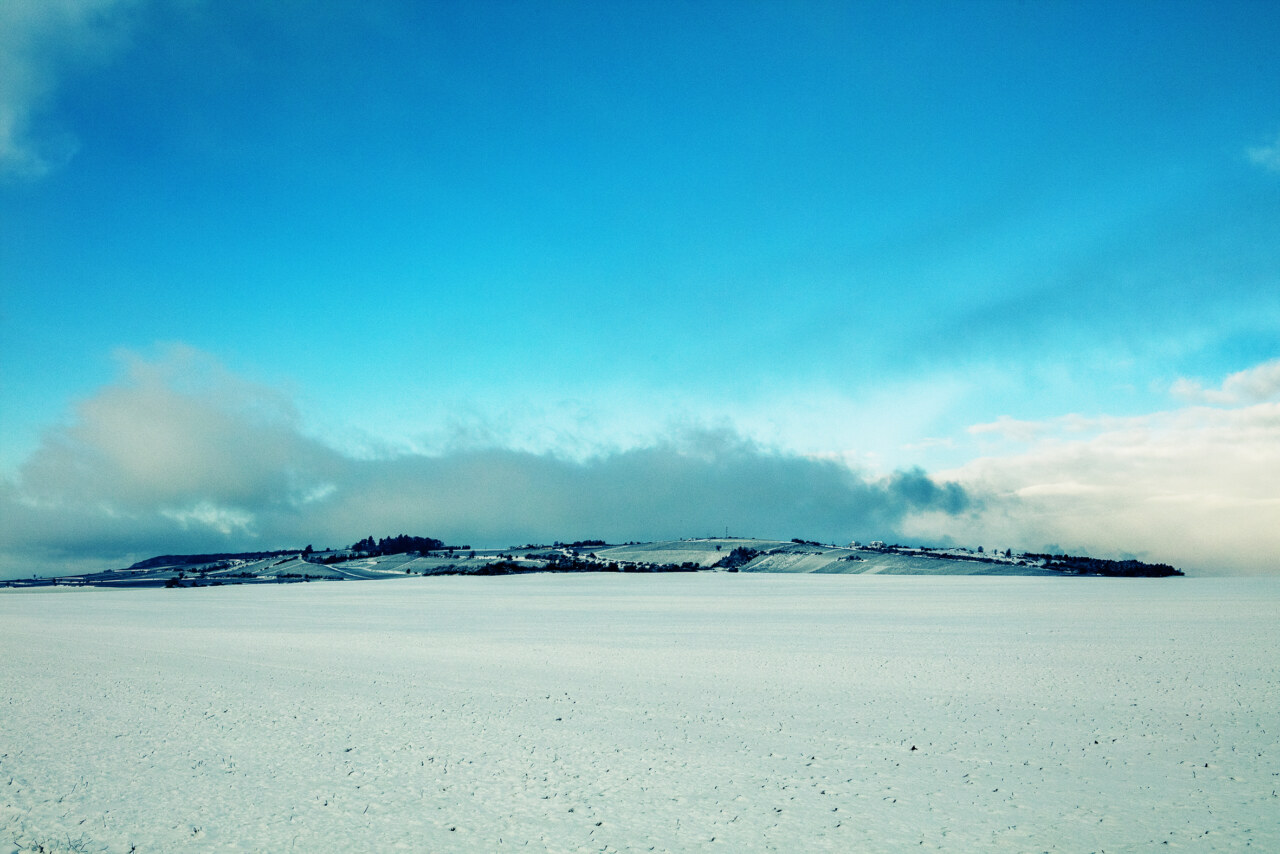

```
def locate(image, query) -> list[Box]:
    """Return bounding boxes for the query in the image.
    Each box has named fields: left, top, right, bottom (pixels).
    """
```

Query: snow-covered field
left=2, top=575, right=1277, bottom=852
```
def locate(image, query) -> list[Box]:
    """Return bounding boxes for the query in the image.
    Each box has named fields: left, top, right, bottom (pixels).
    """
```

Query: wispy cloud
left=0, top=0, right=144, bottom=178
left=0, top=347, right=974, bottom=577
left=1171, top=357, right=1280, bottom=405
left=1247, top=132, right=1280, bottom=173
left=968, top=416, right=1048, bottom=443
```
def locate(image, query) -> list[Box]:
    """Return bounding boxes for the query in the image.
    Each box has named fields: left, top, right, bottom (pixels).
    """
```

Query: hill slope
left=1, top=537, right=1179, bottom=589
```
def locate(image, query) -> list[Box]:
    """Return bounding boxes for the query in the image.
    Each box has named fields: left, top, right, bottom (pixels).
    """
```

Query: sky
left=2, top=0, right=1278, bottom=577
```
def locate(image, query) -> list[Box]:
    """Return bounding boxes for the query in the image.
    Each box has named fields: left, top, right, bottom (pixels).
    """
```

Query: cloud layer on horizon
left=5, top=347, right=1278, bottom=578
left=0, top=347, right=974, bottom=577
left=905, top=392, right=1280, bottom=575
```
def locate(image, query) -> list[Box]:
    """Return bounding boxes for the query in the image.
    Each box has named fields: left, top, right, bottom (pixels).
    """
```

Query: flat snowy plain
left=3, top=575, right=1277, bottom=853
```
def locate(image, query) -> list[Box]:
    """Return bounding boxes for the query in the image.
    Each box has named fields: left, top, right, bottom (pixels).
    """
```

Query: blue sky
left=2, top=0, right=1279, bottom=575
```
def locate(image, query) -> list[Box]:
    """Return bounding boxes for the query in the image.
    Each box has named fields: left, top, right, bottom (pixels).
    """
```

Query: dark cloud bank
left=0, top=352, right=973, bottom=577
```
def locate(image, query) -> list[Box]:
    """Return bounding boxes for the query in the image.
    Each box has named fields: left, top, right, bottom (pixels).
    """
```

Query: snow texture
left=2, top=575, right=1277, bottom=852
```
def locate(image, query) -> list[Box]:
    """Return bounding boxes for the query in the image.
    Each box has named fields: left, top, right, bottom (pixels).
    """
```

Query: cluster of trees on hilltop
left=350, top=534, right=453, bottom=556
left=1024, top=553, right=1183, bottom=577
left=714, top=547, right=760, bottom=571
left=511, top=539, right=609, bottom=550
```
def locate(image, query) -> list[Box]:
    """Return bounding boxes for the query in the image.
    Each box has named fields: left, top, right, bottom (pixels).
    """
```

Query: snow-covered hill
left=0, top=538, right=1177, bottom=590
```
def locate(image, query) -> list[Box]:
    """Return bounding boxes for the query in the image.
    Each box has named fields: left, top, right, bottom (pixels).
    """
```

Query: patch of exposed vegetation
left=1024, top=553, right=1183, bottom=577
left=713, top=547, right=760, bottom=571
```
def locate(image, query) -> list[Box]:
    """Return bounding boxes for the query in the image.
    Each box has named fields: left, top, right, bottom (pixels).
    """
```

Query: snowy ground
left=2, top=575, right=1277, bottom=852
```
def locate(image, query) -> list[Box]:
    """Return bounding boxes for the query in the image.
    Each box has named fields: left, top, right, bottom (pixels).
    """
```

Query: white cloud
left=161, top=502, right=256, bottom=536
left=1171, top=358, right=1280, bottom=405
left=968, top=416, right=1047, bottom=443
left=907, top=400, right=1280, bottom=574
left=0, top=0, right=144, bottom=178
left=1247, top=133, right=1280, bottom=173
